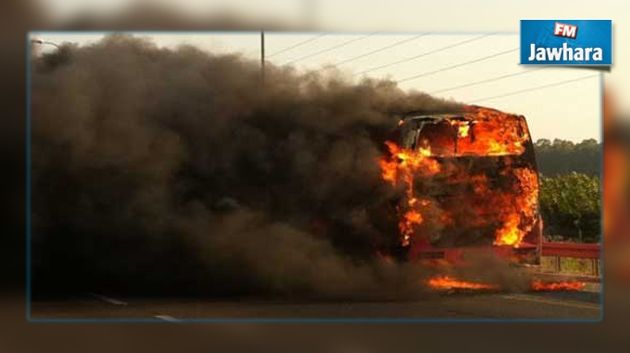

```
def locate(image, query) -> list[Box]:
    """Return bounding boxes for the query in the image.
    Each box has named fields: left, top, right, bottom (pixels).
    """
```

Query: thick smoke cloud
left=31, top=34, right=462, bottom=298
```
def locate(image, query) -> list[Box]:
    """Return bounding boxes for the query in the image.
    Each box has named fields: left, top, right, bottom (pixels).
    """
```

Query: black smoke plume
left=31, top=34, right=462, bottom=298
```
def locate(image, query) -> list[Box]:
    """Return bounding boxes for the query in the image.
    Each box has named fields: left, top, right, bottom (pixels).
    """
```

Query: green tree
left=539, top=172, right=601, bottom=242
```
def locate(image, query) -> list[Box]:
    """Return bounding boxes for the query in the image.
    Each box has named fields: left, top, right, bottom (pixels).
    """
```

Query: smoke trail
left=31, top=34, right=461, bottom=298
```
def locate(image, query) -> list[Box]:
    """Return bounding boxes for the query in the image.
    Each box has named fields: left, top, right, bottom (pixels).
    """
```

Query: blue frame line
left=26, top=32, right=33, bottom=321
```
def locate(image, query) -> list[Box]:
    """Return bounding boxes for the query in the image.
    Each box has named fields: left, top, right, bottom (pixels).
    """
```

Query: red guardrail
left=541, top=242, right=600, bottom=259
left=540, top=242, right=601, bottom=279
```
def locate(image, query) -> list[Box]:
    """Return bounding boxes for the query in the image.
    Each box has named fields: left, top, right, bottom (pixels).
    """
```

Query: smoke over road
left=31, top=34, right=462, bottom=298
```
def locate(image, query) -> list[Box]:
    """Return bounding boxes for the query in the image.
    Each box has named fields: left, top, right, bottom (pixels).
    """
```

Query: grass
left=541, top=256, right=600, bottom=276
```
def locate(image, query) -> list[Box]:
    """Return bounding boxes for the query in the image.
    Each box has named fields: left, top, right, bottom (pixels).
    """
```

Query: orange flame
left=379, top=107, right=538, bottom=250
left=530, top=279, right=586, bottom=292
left=458, top=107, right=529, bottom=156
left=493, top=168, right=539, bottom=247
left=379, top=141, right=441, bottom=245
left=427, top=275, right=499, bottom=291
left=426, top=277, right=586, bottom=292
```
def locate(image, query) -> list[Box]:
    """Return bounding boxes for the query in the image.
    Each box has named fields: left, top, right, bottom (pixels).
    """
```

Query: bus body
left=389, top=107, right=542, bottom=265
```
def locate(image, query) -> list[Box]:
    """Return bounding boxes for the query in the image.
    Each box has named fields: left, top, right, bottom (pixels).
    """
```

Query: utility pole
left=260, top=30, right=266, bottom=85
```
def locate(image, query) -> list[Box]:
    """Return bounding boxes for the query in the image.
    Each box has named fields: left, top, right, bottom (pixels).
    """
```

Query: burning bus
left=380, top=106, right=542, bottom=265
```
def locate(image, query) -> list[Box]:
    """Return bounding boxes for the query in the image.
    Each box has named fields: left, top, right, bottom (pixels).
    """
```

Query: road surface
left=31, top=291, right=601, bottom=321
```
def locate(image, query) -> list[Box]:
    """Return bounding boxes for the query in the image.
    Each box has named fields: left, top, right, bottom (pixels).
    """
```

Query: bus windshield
left=407, top=115, right=530, bottom=158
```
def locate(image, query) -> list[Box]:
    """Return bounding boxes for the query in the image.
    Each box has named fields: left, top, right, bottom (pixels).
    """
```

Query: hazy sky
left=32, top=31, right=602, bottom=142
left=32, top=0, right=628, bottom=103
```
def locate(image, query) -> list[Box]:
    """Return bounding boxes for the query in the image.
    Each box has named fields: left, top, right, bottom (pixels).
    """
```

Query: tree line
left=534, top=138, right=601, bottom=177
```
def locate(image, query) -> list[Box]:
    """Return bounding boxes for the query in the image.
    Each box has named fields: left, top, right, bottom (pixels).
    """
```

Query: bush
left=539, top=172, right=601, bottom=243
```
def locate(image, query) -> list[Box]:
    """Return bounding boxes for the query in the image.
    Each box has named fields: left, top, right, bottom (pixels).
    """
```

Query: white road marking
left=501, top=294, right=600, bottom=311
left=88, top=293, right=128, bottom=306
left=154, top=314, right=179, bottom=322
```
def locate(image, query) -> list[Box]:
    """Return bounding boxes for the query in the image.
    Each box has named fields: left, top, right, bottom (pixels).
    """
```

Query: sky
left=31, top=0, right=628, bottom=97
left=31, top=31, right=602, bottom=142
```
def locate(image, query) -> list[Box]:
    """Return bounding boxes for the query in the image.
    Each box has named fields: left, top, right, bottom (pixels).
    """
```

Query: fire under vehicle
left=380, top=106, right=543, bottom=265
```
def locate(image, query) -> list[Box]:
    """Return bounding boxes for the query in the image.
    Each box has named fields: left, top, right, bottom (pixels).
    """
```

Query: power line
left=429, top=67, right=547, bottom=95
left=332, top=33, right=430, bottom=66
left=267, top=33, right=326, bottom=58
left=471, top=74, right=599, bottom=103
left=282, top=33, right=376, bottom=65
left=354, top=33, right=494, bottom=76
left=397, top=47, right=518, bottom=83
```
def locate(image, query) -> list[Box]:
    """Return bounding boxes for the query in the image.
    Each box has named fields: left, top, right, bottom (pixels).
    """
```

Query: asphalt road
left=31, top=291, right=601, bottom=321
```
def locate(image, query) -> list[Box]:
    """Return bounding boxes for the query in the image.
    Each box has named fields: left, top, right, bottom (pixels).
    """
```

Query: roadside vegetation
left=535, top=139, right=601, bottom=243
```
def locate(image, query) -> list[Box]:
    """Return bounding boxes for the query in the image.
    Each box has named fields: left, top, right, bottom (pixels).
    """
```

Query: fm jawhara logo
left=521, top=20, right=612, bottom=65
